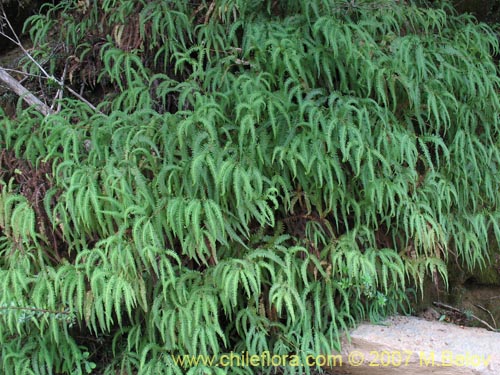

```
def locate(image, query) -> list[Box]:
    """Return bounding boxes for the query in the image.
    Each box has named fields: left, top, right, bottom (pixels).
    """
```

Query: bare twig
left=474, top=304, right=497, bottom=330
left=0, top=5, right=99, bottom=113
left=433, top=301, right=462, bottom=314
left=52, top=61, right=68, bottom=113
left=433, top=301, right=497, bottom=332
left=64, top=83, right=98, bottom=111
left=0, top=67, right=49, bottom=80
left=0, top=6, right=52, bottom=79
left=0, top=67, right=53, bottom=116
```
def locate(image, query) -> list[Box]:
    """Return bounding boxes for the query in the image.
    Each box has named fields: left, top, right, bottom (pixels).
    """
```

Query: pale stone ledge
left=329, top=315, right=500, bottom=374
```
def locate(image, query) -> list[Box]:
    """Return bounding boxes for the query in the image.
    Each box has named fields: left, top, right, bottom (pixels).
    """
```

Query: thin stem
left=0, top=5, right=100, bottom=113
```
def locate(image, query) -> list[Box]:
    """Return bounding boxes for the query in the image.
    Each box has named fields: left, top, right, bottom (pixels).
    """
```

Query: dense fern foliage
left=1, top=0, right=499, bottom=373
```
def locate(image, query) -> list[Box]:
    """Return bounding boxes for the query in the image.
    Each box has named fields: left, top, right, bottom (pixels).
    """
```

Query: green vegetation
left=0, top=0, right=499, bottom=373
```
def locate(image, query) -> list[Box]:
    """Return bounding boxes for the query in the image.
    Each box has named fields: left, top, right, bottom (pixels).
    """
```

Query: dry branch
left=433, top=301, right=497, bottom=332
left=1, top=6, right=98, bottom=114
left=0, top=67, right=53, bottom=116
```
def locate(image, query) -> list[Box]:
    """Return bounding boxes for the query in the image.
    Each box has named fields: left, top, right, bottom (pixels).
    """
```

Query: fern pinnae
left=3, top=1, right=500, bottom=372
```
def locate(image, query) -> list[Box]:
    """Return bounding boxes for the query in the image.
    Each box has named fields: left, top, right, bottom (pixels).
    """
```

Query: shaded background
left=1, top=0, right=500, bottom=54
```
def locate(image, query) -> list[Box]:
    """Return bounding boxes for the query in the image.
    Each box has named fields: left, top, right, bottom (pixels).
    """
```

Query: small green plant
left=0, top=0, right=499, bottom=374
